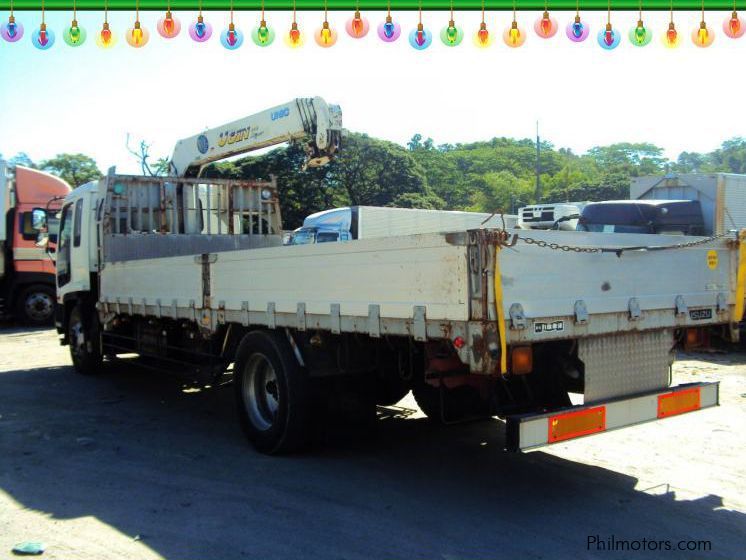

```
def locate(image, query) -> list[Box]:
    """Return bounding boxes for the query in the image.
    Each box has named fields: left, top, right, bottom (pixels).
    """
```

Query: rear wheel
left=234, top=331, right=311, bottom=454
left=68, top=304, right=103, bottom=375
left=17, top=284, right=55, bottom=326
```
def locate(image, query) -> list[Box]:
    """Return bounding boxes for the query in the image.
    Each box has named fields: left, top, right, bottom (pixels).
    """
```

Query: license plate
left=689, top=308, right=713, bottom=321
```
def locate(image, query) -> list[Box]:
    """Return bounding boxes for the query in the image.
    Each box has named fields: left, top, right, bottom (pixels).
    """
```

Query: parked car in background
left=576, top=200, right=706, bottom=235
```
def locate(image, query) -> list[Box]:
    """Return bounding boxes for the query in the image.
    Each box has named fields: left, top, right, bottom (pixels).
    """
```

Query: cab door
left=56, top=195, right=91, bottom=296
left=56, top=202, right=73, bottom=291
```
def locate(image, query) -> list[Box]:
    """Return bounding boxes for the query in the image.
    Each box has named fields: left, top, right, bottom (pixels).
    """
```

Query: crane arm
left=169, top=97, right=343, bottom=177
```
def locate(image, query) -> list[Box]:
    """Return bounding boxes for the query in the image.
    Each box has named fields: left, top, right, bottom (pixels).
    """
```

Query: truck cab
left=55, top=181, right=99, bottom=308
left=517, top=202, right=587, bottom=231
left=286, top=207, right=353, bottom=245
left=1, top=163, right=71, bottom=324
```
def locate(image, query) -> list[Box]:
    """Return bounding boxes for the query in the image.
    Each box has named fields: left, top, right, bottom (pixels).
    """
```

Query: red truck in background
left=1, top=161, right=71, bottom=324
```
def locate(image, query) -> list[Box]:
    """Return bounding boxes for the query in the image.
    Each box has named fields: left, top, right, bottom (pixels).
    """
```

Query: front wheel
left=17, top=284, right=55, bottom=326
left=68, top=304, right=103, bottom=375
left=234, top=331, right=311, bottom=454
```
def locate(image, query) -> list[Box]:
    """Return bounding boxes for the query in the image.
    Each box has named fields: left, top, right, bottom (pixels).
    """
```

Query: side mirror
left=32, top=208, right=47, bottom=231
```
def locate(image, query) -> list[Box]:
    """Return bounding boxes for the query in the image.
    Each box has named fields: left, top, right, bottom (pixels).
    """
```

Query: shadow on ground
left=1, top=358, right=744, bottom=560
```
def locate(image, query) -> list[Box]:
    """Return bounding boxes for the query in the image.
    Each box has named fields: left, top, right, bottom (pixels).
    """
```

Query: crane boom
left=169, top=97, right=343, bottom=177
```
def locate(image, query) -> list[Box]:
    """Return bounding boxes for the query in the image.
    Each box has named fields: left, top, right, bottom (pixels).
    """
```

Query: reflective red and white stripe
left=506, top=383, right=719, bottom=452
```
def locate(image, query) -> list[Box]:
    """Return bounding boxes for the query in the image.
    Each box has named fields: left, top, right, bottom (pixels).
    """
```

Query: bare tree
left=126, top=134, right=170, bottom=176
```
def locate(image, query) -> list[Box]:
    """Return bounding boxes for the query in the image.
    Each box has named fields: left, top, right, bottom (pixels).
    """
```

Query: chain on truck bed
left=481, top=214, right=734, bottom=256
left=516, top=231, right=734, bottom=256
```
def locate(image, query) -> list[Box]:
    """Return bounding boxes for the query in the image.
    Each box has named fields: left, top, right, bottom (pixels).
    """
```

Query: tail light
left=684, top=328, right=708, bottom=350
left=510, top=346, right=533, bottom=375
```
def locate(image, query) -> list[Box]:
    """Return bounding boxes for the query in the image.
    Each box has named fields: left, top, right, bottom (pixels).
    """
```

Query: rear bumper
left=506, top=382, right=719, bottom=452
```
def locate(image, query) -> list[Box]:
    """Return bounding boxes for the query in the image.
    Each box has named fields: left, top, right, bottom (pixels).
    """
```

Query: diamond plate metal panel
left=579, top=330, right=673, bottom=403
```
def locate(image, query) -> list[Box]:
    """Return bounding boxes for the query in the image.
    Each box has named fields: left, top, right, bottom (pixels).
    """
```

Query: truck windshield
left=289, top=230, right=316, bottom=245
left=316, top=232, right=339, bottom=243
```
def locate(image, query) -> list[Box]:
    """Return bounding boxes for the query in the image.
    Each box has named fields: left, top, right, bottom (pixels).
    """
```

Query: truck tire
left=68, top=304, right=103, bottom=375
left=17, top=284, right=55, bottom=326
left=234, top=330, right=311, bottom=454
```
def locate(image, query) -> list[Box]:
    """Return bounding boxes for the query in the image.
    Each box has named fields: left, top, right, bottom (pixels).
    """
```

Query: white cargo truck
left=54, top=99, right=745, bottom=454
left=631, top=173, right=746, bottom=235
left=287, top=206, right=518, bottom=245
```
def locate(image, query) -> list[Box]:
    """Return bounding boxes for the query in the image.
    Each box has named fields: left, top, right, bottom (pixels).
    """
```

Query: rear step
left=506, top=382, right=719, bottom=452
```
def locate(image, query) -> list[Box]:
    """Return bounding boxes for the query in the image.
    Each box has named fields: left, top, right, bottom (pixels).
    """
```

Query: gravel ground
left=0, top=327, right=744, bottom=560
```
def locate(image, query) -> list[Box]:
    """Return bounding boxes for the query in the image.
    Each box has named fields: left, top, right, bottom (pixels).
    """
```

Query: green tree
left=8, top=152, right=36, bottom=169
left=331, top=133, right=431, bottom=207
left=390, top=192, right=446, bottom=210
left=586, top=143, right=667, bottom=176
left=708, top=138, right=746, bottom=173
left=205, top=133, right=434, bottom=229
left=41, top=153, right=102, bottom=188
left=674, top=151, right=709, bottom=173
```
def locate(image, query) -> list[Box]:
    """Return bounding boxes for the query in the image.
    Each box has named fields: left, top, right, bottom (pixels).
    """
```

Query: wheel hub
left=243, top=353, right=280, bottom=431
left=25, top=292, right=53, bottom=322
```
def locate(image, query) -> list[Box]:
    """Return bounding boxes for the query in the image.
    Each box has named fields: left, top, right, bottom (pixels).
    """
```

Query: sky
left=0, top=8, right=744, bottom=174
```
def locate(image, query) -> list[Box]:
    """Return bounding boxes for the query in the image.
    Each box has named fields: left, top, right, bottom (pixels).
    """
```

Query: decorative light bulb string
left=4, top=0, right=744, bottom=51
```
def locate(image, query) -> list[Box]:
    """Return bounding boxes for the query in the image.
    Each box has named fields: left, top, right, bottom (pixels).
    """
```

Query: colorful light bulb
left=1, top=15, right=23, bottom=42
left=534, top=10, right=558, bottom=38
left=63, top=19, right=86, bottom=46
left=314, top=20, right=337, bottom=47
left=284, top=21, right=303, bottom=47
left=662, top=21, right=679, bottom=47
left=597, top=22, right=620, bottom=49
left=126, top=20, right=150, bottom=47
left=189, top=15, right=213, bottom=42
left=157, top=10, right=181, bottom=38
left=220, top=22, right=244, bottom=49
left=474, top=21, right=492, bottom=47
left=95, top=21, right=116, bottom=48
left=251, top=20, right=275, bottom=46
left=346, top=10, right=369, bottom=38
left=629, top=19, right=651, bottom=46
left=503, top=20, right=526, bottom=47
left=32, top=22, right=55, bottom=49
left=723, top=11, right=744, bottom=38
left=408, top=22, right=432, bottom=49
left=692, top=20, right=714, bottom=47
left=440, top=19, right=463, bottom=46
left=377, top=15, right=401, bottom=42
left=566, top=15, right=589, bottom=42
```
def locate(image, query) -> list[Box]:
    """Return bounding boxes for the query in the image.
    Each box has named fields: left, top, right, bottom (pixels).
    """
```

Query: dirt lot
left=0, top=326, right=744, bottom=560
